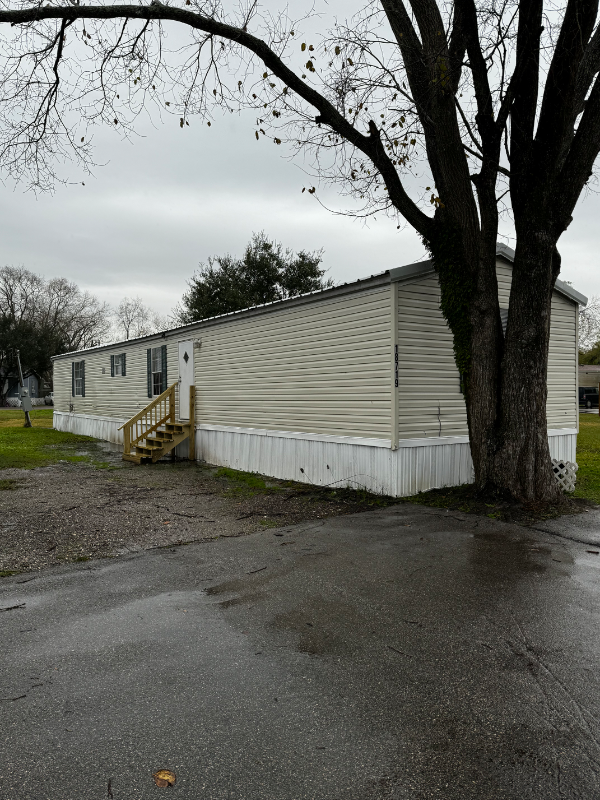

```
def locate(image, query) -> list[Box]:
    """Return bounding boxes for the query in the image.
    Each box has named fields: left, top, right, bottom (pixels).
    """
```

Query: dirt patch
left=0, top=445, right=399, bottom=576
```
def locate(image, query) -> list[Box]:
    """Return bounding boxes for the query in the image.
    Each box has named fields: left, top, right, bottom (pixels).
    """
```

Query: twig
left=246, top=566, right=267, bottom=574
left=0, top=603, right=25, bottom=612
left=387, top=645, right=412, bottom=657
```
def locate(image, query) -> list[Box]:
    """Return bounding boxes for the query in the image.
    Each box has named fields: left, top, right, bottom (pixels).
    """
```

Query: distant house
left=51, top=245, right=585, bottom=497
left=1, top=370, right=41, bottom=407
left=579, top=364, right=600, bottom=389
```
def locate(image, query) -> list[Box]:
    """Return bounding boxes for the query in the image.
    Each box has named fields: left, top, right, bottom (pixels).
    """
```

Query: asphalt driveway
left=2, top=504, right=600, bottom=799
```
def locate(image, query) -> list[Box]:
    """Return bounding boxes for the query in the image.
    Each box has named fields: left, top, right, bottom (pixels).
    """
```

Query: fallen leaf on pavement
left=152, top=769, right=176, bottom=787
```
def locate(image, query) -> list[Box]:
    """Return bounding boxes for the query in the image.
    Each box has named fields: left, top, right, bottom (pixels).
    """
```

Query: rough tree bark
left=0, top=1, right=599, bottom=502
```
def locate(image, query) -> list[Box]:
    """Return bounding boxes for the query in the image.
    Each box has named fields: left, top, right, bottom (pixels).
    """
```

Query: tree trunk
left=492, top=234, right=562, bottom=502
left=463, top=249, right=504, bottom=492
left=435, top=232, right=563, bottom=504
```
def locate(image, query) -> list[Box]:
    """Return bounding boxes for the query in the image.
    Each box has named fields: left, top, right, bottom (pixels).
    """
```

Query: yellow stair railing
left=119, top=381, right=178, bottom=458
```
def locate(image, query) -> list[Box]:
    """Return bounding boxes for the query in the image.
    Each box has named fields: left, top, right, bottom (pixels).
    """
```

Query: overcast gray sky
left=0, top=2, right=598, bottom=319
left=0, top=109, right=427, bottom=318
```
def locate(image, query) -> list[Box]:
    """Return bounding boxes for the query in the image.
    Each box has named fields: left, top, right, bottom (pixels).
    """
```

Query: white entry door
left=178, top=340, right=194, bottom=419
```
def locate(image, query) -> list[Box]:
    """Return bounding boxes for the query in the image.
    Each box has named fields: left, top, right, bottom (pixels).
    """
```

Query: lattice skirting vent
left=551, top=459, right=578, bottom=492
left=4, top=397, right=47, bottom=408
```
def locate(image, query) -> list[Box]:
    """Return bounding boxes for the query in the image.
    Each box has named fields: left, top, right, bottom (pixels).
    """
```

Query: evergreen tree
left=177, top=233, right=333, bottom=323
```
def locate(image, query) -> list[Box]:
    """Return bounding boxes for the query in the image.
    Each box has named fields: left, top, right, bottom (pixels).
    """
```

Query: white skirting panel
left=198, top=426, right=474, bottom=496
left=53, top=411, right=126, bottom=445
left=196, top=426, right=577, bottom=497
left=548, top=430, right=577, bottom=462
left=394, top=441, right=474, bottom=497
left=199, top=426, right=398, bottom=495
left=53, top=412, right=579, bottom=498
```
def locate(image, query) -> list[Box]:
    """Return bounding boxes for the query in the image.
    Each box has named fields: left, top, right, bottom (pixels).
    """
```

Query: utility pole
left=15, top=350, right=32, bottom=428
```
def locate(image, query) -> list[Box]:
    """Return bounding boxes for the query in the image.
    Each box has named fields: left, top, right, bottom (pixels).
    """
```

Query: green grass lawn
left=0, top=408, right=97, bottom=470
left=573, top=414, right=600, bottom=504
left=0, top=408, right=54, bottom=427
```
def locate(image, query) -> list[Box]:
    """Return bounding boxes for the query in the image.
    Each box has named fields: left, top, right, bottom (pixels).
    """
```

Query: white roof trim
left=389, top=259, right=435, bottom=283
left=390, top=243, right=587, bottom=306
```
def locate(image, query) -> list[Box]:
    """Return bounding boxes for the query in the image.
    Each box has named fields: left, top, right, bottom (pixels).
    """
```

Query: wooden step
left=123, top=453, right=143, bottom=464
left=165, top=422, right=189, bottom=434
left=153, top=431, right=174, bottom=441
left=144, top=437, right=167, bottom=448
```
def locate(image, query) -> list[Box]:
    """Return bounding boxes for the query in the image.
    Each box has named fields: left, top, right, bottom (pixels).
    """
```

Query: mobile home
left=52, top=245, right=585, bottom=496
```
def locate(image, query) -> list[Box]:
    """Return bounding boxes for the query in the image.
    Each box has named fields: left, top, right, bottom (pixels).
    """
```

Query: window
left=147, top=345, right=167, bottom=398
left=72, top=361, right=85, bottom=397
left=152, top=347, right=163, bottom=396
left=111, top=353, right=126, bottom=377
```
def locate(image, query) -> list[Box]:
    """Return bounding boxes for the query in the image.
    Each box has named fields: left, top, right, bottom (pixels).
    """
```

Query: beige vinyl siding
left=53, top=340, right=179, bottom=420
left=195, top=287, right=392, bottom=438
left=397, top=274, right=468, bottom=439
left=496, top=260, right=512, bottom=306
left=547, top=291, right=577, bottom=427
left=396, top=259, right=578, bottom=439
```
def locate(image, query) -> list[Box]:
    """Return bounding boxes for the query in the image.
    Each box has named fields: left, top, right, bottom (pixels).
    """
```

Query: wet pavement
left=2, top=504, right=600, bottom=799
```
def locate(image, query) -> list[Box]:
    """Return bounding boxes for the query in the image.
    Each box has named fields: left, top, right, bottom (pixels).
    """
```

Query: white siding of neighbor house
left=53, top=339, right=180, bottom=420
left=396, top=259, right=578, bottom=439
left=579, top=367, right=600, bottom=388
left=194, top=286, right=392, bottom=439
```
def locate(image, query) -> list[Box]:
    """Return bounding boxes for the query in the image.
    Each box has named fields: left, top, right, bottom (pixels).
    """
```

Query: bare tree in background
left=114, top=296, right=167, bottom=341
left=579, top=296, right=600, bottom=353
left=0, top=2, right=598, bottom=501
left=0, top=266, right=110, bottom=402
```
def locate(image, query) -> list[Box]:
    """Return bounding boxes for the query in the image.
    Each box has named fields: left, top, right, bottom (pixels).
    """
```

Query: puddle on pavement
left=469, top=531, right=573, bottom=582
left=272, top=597, right=364, bottom=657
